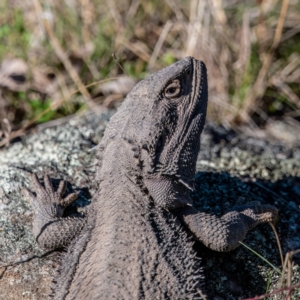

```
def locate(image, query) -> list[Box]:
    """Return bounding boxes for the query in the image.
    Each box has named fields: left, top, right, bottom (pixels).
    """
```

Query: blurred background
left=0, top=0, right=299, bottom=144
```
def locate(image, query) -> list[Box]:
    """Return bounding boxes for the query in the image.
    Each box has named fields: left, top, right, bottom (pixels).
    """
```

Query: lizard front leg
left=22, top=174, right=87, bottom=250
left=174, top=203, right=278, bottom=252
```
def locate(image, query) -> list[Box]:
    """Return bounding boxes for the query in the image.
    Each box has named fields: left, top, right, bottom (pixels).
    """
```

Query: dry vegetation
left=0, top=0, right=300, bottom=144
left=0, top=0, right=300, bottom=298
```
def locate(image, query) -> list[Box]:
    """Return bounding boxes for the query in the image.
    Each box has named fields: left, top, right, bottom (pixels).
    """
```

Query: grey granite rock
left=0, top=110, right=299, bottom=299
left=0, top=108, right=113, bottom=300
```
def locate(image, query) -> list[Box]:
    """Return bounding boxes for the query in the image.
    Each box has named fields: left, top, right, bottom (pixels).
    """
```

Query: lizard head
left=141, top=57, right=208, bottom=209
left=100, top=57, right=207, bottom=209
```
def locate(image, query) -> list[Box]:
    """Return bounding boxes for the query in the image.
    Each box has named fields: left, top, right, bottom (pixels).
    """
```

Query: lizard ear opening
left=144, top=177, right=192, bottom=209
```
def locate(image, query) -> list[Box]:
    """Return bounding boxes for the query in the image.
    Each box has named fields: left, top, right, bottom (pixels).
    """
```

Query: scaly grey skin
left=23, top=57, right=278, bottom=299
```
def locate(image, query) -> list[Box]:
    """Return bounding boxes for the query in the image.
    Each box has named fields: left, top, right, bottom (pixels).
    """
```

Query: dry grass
left=0, top=0, right=300, bottom=139
left=0, top=1, right=300, bottom=298
left=0, top=0, right=299, bottom=136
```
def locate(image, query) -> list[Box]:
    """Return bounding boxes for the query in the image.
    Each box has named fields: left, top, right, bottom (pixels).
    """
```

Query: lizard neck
left=95, top=138, right=146, bottom=201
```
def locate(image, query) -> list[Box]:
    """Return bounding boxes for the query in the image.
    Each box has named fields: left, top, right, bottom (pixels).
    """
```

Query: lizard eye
left=164, top=80, right=181, bottom=99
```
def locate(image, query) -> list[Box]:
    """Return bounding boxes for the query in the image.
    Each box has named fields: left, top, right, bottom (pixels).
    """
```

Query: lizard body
left=23, top=57, right=277, bottom=299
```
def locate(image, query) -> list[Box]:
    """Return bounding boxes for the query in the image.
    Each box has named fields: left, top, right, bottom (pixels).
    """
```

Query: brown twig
left=32, top=0, right=92, bottom=104
left=148, top=21, right=173, bottom=71
left=80, top=0, right=93, bottom=46
left=0, top=251, right=56, bottom=269
left=279, top=249, right=300, bottom=289
left=269, top=222, right=284, bottom=268
left=122, top=40, right=152, bottom=63
left=239, top=0, right=290, bottom=122
left=185, top=0, right=205, bottom=57
left=112, top=53, right=129, bottom=76
left=0, top=77, right=125, bottom=148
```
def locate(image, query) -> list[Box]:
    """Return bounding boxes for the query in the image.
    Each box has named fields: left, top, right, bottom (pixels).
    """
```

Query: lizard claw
left=240, top=204, right=279, bottom=225
left=61, top=193, right=78, bottom=208
left=21, top=186, right=35, bottom=205
left=23, top=173, right=78, bottom=218
left=225, top=201, right=278, bottom=225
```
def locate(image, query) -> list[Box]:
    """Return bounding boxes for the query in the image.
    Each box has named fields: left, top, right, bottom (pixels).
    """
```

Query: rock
left=0, top=110, right=299, bottom=299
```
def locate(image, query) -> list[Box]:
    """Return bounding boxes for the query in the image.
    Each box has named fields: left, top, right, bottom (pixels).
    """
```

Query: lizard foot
left=22, top=173, right=78, bottom=219
left=22, top=174, right=86, bottom=250
left=223, top=202, right=279, bottom=226
left=176, top=202, right=278, bottom=252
